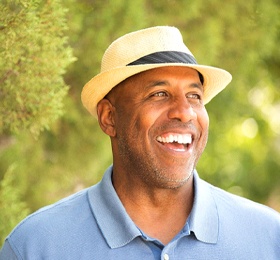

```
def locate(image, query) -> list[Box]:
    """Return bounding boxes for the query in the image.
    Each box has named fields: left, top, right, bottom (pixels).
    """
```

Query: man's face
left=104, top=66, right=209, bottom=189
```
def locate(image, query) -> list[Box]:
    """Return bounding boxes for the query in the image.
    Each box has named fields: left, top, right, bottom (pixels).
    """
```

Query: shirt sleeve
left=0, top=240, right=19, bottom=260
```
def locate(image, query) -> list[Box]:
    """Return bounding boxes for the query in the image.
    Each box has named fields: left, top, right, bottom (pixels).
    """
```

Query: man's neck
left=113, top=173, right=194, bottom=245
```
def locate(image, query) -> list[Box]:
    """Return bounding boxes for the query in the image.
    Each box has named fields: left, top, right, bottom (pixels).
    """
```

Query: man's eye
left=153, top=92, right=167, bottom=97
left=187, top=93, right=201, bottom=100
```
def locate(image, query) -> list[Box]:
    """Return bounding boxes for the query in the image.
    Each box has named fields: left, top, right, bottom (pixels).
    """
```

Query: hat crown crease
left=101, top=26, right=194, bottom=72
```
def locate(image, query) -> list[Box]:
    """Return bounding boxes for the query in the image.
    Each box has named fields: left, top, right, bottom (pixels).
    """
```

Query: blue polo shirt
left=1, top=166, right=280, bottom=259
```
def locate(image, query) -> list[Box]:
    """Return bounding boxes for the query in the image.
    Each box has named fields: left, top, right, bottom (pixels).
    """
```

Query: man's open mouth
left=156, top=133, right=192, bottom=152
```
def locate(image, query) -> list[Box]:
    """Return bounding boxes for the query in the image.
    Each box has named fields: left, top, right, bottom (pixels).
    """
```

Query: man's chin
left=152, top=169, right=194, bottom=190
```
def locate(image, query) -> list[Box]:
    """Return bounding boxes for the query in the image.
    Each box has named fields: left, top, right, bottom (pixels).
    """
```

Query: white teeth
left=156, top=134, right=192, bottom=144
left=183, top=135, right=191, bottom=144
left=178, top=135, right=183, bottom=144
left=169, top=135, right=174, bottom=143
left=157, top=136, right=162, bottom=142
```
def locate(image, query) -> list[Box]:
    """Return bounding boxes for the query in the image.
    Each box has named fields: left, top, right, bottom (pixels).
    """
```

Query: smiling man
left=102, top=67, right=207, bottom=188
left=1, top=26, right=280, bottom=260
left=98, top=66, right=208, bottom=245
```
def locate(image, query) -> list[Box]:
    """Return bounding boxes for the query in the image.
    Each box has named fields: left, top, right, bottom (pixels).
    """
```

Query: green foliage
left=63, top=0, right=280, bottom=207
left=0, top=164, right=30, bottom=245
left=0, top=0, right=75, bottom=137
left=0, top=0, right=75, bottom=243
left=0, top=0, right=280, bottom=245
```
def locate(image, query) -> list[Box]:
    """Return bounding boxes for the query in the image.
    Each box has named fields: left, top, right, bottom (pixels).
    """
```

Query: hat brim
left=81, top=63, right=232, bottom=116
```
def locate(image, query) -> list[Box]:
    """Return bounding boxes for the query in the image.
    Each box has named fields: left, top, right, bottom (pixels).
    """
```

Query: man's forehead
left=125, top=67, right=202, bottom=87
left=106, top=66, right=203, bottom=98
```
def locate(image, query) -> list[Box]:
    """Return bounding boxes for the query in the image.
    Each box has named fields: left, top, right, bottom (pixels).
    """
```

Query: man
left=1, top=26, right=279, bottom=259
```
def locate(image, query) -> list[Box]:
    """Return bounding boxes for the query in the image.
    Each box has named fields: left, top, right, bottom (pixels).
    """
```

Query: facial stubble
left=116, top=128, right=208, bottom=190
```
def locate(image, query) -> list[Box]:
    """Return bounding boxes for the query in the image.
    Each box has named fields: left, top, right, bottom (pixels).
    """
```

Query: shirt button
left=163, top=253, right=169, bottom=260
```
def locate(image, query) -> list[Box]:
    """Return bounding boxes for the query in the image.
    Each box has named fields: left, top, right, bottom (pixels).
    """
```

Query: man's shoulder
left=204, top=179, right=280, bottom=223
left=1, top=183, right=115, bottom=259
left=7, top=188, right=93, bottom=244
left=26, top=188, right=88, bottom=219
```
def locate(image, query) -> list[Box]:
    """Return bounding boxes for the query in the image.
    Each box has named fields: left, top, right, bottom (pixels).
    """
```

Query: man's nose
left=167, top=96, right=197, bottom=122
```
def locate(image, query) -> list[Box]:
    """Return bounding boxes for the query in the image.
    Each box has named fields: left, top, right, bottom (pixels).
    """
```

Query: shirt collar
left=88, top=166, right=219, bottom=248
left=188, top=170, right=219, bottom=244
left=87, top=166, right=141, bottom=249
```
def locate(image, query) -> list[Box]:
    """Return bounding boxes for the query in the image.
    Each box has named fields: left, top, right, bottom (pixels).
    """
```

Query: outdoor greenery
left=0, top=0, right=279, bottom=245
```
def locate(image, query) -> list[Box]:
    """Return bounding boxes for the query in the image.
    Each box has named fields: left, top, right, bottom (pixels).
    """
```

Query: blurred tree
left=0, top=165, right=30, bottom=245
left=0, top=0, right=279, bottom=246
left=0, top=0, right=75, bottom=136
left=0, top=0, right=75, bottom=243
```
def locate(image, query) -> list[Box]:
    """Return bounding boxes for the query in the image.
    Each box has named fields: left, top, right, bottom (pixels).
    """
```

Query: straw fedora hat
left=81, top=26, right=232, bottom=116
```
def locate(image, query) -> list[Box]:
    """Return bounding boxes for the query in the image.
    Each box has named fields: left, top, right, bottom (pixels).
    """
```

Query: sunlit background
left=1, top=0, right=279, bottom=244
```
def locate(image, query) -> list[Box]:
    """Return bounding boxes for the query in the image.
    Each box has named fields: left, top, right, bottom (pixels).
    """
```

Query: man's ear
left=97, top=99, right=116, bottom=137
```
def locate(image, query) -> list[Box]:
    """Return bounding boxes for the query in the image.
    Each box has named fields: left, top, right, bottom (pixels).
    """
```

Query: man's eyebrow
left=189, top=82, right=204, bottom=91
left=146, top=80, right=169, bottom=87
left=143, top=80, right=204, bottom=91
left=143, top=80, right=170, bottom=91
